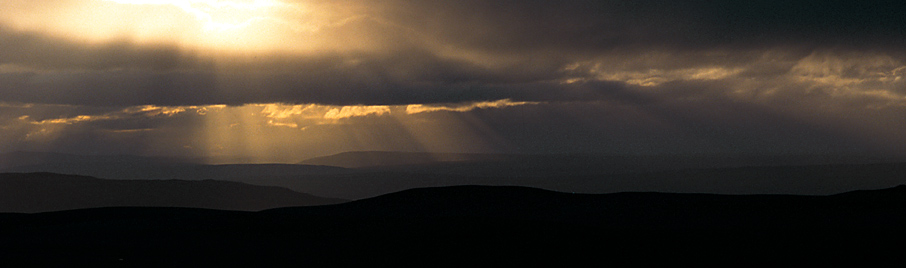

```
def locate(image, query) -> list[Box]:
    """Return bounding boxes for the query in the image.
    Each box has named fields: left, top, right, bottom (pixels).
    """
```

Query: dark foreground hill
left=1, top=185, right=905, bottom=266
left=0, top=173, right=347, bottom=212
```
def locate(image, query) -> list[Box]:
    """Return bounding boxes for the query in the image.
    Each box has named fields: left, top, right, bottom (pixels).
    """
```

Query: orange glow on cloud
left=406, top=99, right=540, bottom=114
left=3, top=1, right=906, bottom=162
left=4, top=101, right=530, bottom=162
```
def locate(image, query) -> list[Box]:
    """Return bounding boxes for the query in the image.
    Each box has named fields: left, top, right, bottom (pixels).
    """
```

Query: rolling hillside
left=0, top=173, right=347, bottom=212
left=1, top=185, right=905, bottom=266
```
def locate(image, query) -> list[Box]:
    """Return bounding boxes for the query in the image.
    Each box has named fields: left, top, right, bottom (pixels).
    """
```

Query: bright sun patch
left=0, top=0, right=316, bottom=52
left=102, top=0, right=284, bottom=32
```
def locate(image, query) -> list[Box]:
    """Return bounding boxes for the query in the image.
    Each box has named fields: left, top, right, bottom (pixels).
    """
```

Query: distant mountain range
left=3, top=150, right=906, bottom=200
left=0, top=151, right=350, bottom=180
left=0, top=173, right=346, bottom=212
left=0, top=151, right=182, bottom=169
left=298, top=151, right=511, bottom=168
left=2, top=184, right=905, bottom=266
left=297, top=150, right=905, bottom=173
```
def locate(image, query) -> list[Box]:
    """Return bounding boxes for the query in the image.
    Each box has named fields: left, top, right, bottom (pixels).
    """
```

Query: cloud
left=2, top=0, right=905, bottom=108
left=577, top=66, right=744, bottom=87
left=16, top=105, right=210, bottom=126
left=406, top=99, right=539, bottom=114
left=2, top=0, right=906, bottom=160
left=3, top=96, right=906, bottom=162
left=323, top=106, right=391, bottom=119
left=0, top=26, right=196, bottom=71
left=368, top=0, right=906, bottom=55
left=260, top=104, right=323, bottom=119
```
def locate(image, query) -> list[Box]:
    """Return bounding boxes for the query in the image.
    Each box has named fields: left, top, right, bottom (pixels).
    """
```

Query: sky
left=1, top=0, right=905, bottom=163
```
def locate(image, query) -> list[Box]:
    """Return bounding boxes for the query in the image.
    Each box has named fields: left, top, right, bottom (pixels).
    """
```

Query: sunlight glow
left=3, top=101, right=537, bottom=162
left=102, top=0, right=285, bottom=32
left=0, top=0, right=318, bottom=52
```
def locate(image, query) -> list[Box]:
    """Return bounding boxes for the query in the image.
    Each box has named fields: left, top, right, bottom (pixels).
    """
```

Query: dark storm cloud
left=1, top=0, right=905, bottom=107
left=0, top=69, right=631, bottom=106
left=0, top=25, right=624, bottom=107
left=446, top=100, right=887, bottom=155
left=378, top=0, right=906, bottom=52
left=0, top=26, right=197, bottom=71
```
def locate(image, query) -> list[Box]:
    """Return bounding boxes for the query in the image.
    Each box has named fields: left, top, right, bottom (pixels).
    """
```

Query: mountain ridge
left=298, top=150, right=906, bottom=173
left=0, top=172, right=347, bottom=212
left=5, top=151, right=906, bottom=200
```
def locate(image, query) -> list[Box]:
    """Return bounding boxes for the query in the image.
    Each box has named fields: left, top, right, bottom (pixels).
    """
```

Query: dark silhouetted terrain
left=4, top=151, right=906, bottom=200
left=223, top=161, right=906, bottom=199
left=298, top=151, right=511, bottom=168
left=0, top=173, right=346, bottom=212
left=298, top=151, right=904, bottom=174
left=1, top=185, right=905, bottom=266
left=0, top=151, right=191, bottom=170
left=1, top=151, right=350, bottom=180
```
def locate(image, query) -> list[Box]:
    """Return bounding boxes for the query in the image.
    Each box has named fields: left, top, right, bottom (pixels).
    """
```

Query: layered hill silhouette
left=298, top=151, right=511, bottom=168
left=1, top=185, right=905, bottom=266
left=291, top=151, right=906, bottom=198
left=219, top=161, right=906, bottom=199
left=297, top=150, right=903, bottom=174
left=4, top=151, right=906, bottom=200
left=0, top=173, right=346, bottom=212
left=0, top=151, right=350, bottom=180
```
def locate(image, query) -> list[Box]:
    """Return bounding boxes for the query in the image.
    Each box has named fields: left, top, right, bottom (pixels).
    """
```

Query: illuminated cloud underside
left=406, top=100, right=541, bottom=114
left=0, top=101, right=544, bottom=162
left=1, top=0, right=906, bottom=161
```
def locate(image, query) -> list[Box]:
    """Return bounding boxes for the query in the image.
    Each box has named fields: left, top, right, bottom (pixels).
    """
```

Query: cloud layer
left=1, top=0, right=905, bottom=160
left=1, top=0, right=904, bottom=106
